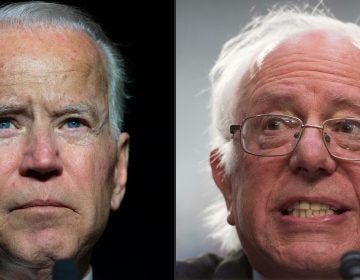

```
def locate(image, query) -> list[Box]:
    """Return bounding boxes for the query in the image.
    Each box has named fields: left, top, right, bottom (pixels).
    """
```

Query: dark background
left=69, top=2, right=174, bottom=279
left=63, top=1, right=174, bottom=279
left=8, top=0, right=174, bottom=279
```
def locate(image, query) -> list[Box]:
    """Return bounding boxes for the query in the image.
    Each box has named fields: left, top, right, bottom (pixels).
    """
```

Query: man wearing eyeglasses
left=177, top=3, right=360, bottom=280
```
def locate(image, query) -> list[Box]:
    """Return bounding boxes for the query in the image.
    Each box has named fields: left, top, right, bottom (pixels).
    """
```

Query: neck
left=0, top=257, right=48, bottom=279
left=0, top=249, right=91, bottom=280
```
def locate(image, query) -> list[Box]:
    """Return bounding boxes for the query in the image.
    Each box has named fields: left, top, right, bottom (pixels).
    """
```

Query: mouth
left=280, top=200, right=350, bottom=218
left=11, top=199, right=67, bottom=211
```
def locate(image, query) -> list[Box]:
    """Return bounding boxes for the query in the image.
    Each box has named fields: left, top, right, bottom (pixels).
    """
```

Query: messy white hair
left=206, top=2, right=360, bottom=253
left=0, top=1, right=126, bottom=138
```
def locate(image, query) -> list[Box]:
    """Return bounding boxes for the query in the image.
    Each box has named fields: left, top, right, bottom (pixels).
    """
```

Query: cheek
left=0, top=152, right=21, bottom=176
left=0, top=138, right=25, bottom=171
left=234, top=156, right=282, bottom=239
left=61, top=140, right=117, bottom=203
left=341, top=163, right=360, bottom=192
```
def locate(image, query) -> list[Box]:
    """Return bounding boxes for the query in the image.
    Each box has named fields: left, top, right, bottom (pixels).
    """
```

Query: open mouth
left=280, top=201, right=349, bottom=217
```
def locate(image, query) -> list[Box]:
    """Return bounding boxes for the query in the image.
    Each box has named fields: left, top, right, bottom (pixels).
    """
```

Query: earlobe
left=111, top=132, right=130, bottom=210
left=210, top=149, right=235, bottom=225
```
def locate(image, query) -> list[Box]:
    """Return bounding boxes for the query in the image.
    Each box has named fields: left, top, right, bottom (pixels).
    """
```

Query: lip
left=277, top=210, right=351, bottom=226
left=11, top=199, right=68, bottom=211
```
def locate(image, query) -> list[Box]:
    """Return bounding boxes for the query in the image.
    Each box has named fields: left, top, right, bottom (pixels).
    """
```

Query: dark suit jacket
left=176, top=250, right=253, bottom=280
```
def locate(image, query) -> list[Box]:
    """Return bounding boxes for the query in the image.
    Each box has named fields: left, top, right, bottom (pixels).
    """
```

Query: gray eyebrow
left=0, top=102, right=102, bottom=123
left=330, top=95, right=360, bottom=112
left=51, top=103, right=100, bottom=121
left=0, top=104, right=25, bottom=114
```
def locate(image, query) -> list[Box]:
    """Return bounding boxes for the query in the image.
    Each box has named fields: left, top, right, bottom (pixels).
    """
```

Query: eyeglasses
left=230, top=114, right=360, bottom=161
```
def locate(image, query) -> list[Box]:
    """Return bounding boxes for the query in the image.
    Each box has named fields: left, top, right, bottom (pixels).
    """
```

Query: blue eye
left=65, top=119, right=82, bottom=128
left=0, top=120, right=11, bottom=129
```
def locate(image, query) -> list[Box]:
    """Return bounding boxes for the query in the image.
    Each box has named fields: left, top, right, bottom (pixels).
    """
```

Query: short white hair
left=206, top=2, right=360, bottom=253
left=0, top=1, right=126, bottom=138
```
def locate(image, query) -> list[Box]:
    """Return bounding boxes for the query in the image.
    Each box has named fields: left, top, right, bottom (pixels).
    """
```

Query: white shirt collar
left=82, top=266, right=93, bottom=280
left=253, top=269, right=265, bottom=280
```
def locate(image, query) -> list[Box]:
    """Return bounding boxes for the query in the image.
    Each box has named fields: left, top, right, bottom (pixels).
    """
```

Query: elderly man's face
left=0, top=28, right=128, bottom=270
left=212, top=32, right=360, bottom=277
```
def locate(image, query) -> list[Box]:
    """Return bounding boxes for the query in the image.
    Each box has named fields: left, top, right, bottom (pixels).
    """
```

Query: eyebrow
left=0, top=104, right=27, bottom=115
left=51, top=103, right=101, bottom=121
left=0, top=102, right=101, bottom=121
left=330, top=95, right=360, bottom=112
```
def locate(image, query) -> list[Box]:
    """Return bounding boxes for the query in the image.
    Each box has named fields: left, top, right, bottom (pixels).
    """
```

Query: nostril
left=24, top=169, right=61, bottom=182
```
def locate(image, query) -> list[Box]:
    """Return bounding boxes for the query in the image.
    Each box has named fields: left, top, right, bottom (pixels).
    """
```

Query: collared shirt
left=253, top=269, right=265, bottom=280
left=176, top=250, right=253, bottom=279
left=82, top=266, right=93, bottom=280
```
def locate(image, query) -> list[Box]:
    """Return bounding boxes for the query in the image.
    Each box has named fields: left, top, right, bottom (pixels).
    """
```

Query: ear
left=111, top=132, right=130, bottom=210
left=209, top=149, right=235, bottom=225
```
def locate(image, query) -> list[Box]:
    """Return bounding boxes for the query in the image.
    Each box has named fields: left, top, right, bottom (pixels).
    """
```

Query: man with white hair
left=0, top=1, right=129, bottom=279
left=177, top=3, right=360, bottom=279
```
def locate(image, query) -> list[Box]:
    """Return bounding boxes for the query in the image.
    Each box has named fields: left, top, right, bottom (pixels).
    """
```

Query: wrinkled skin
left=0, top=27, right=129, bottom=279
left=211, top=31, right=360, bottom=279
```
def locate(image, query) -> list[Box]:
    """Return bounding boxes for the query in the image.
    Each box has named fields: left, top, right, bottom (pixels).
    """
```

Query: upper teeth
left=287, top=201, right=337, bottom=217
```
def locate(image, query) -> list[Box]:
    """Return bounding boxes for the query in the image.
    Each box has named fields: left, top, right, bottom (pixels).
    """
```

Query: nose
left=19, top=128, right=62, bottom=181
left=289, top=125, right=337, bottom=180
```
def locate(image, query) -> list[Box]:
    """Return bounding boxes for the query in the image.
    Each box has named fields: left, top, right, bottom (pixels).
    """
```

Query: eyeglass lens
left=237, top=115, right=360, bottom=160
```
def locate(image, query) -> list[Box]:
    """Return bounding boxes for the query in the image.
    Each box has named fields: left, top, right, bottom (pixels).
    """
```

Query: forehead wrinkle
left=246, top=37, right=360, bottom=96
left=238, top=91, right=300, bottom=119
left=239, top=88, right=296, bottom=112
left=0, top=27, right=102, bottom=66
left=0, top=28, right=107, bottom=90
left=250, top=59, right=360, bottom=93
left=3, top=65, right=93, bottom=77
left=248, top=91, right=360, bottom=108
left=0, top=64, right=106, bottom=106
left=0, top=60, right=94, bottom=79
left=250, top=92, right=295, bottom=106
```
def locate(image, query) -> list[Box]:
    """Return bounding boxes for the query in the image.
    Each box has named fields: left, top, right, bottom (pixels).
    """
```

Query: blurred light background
left=176, top=0, right=360, bottom=260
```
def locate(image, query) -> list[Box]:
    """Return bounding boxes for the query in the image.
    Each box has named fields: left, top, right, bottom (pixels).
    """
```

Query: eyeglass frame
left=230, top=114, right=360, bottom=161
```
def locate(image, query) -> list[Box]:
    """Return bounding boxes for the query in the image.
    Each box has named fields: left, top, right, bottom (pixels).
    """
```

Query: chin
left=272, top=242, right=346, bottom=276
left=10, top=229, right=83, bottom=267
